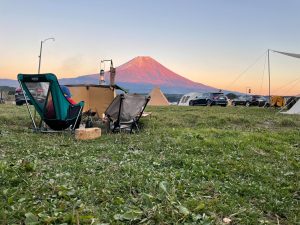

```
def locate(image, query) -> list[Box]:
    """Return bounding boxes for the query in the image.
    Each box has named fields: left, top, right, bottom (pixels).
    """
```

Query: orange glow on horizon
left=1, top=61, right=299, bottom=96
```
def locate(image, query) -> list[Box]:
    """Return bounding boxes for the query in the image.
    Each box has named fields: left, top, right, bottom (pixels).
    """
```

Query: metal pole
left=38, top=41, right=43, bottom=74
left=37, top=38, right=55, bottom=74
left=18, top=81, right=37, bottom=130
left=268, top=49, right=271, bottom=104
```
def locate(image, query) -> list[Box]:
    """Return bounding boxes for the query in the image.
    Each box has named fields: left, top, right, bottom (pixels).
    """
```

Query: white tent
left=281, top=98, right=300, bottom=115
left=178, top=92, right=201, bottom=106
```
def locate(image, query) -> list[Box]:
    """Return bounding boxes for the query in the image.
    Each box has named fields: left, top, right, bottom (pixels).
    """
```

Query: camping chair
left=17, top=73, right=84, bottom=132
left=105, top=93, right=151, bottom=133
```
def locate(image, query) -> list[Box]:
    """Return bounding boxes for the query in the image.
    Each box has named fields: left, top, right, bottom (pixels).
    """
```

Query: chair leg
left=72, top=106, right=83, bottom=131
left=130, top=121, right=139, bottom=133
left=19, top=81, right=37, bottom=130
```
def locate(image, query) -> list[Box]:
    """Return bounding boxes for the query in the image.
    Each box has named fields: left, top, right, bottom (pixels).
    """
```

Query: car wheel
left=245, top=102, right=250, bottom=107
left=189, top=101, right=194, bottom=106
left=207, top=100, right=212, bottom=106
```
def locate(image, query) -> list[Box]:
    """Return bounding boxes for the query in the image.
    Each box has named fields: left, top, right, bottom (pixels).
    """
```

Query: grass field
left=0, top=104, right=299, bottom=224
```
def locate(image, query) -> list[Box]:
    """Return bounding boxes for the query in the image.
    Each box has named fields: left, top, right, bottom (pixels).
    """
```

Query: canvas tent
left=270, top=96, right=285, bottom=107
left=148, top=87, right=169, bottom=106
left=281, top=97, right=300, bottom=115
left=66, top=84, right=125, bottom=117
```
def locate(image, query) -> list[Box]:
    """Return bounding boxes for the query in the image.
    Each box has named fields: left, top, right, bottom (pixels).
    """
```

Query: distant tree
left=165, top=94, right=183, bottom=103
left=8, top=90, right=15, bottom=95
left=226, top=93, right=238, bottom=100
left=0, top=86, right=15, bottom=92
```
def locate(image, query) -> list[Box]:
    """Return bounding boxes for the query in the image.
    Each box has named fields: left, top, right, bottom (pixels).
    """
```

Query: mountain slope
left=60, top=56, right=217, bottom=93
left=0, top=79, right=18, bottom=87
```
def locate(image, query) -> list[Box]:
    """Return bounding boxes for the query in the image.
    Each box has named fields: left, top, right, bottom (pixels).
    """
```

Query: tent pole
left=268, top=49, right=271, bottom=104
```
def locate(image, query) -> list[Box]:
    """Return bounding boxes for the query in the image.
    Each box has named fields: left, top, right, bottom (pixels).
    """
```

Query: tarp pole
left=268, top=49, right=271, bottom=104
left=38, top=40, right=43, bottom=74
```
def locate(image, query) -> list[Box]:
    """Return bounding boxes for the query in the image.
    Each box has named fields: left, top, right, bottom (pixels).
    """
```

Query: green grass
left=0, top=104, right=299, bottom=224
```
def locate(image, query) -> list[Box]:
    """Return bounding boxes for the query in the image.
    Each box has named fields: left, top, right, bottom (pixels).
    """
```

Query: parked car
left=15, top=86, right=45, bottom=106
left=15, top=87, right=31, bottom=105
left=232, top=95, right=266, bottom=107
left=189, top=92, right=228, bottom=107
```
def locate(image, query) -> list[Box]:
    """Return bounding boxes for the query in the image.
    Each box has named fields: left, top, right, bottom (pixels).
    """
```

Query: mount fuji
left=59, top=56, right=217, bottom=94
left=1, top=56, right=218, bottom=94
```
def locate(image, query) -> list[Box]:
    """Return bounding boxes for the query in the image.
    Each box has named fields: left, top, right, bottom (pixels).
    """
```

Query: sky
left=1, top=0, right=300, bottom=95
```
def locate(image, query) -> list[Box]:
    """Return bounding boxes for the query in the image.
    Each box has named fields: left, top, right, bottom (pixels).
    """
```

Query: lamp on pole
left=38, top=37, right=55, bottom=74
left=100, top=59, right=115, bottom=86
left=246, top=86, right=251, bottom=97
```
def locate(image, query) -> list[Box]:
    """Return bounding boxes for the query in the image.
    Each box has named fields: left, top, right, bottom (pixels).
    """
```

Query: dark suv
left=189, top=92, right=228, bottom=106
left=232, top=95, right=266, bottom=107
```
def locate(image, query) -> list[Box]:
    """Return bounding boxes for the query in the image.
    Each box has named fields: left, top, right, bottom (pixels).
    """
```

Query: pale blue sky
left=1, top=0, right=300, bottom=94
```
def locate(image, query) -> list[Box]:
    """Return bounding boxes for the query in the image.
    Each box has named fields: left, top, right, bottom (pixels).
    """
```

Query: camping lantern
left=100, top=59, right=115, bottom=86
left=99, top=69, right=105, bottom=85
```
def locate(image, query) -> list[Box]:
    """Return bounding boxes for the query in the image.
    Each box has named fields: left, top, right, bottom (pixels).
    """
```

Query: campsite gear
left=18, top=73, right=84, bottom=131
left=66, top=84, right=126, bottom=117
left=105, top=93, right=151, bottom=133
left=178, top=92, right=200, bottom=106
left=270, top=96, right=285, bottom=107
left=60, top=85, right=77, bottom=105
left=60, top=85, right=72, bottom=98
left=75, top=127, right=101, bottom=140
left=148, top=87, right=169, bottom=106
left=285, top=96, right=299, bottom=110
left=83, top=109, right=96, bottom=128
left=280, top=98, right=300, bottom=114
left=100, top=59, right=116, bottom=86
left=279, top=96, right=300, bottom=114
left=99, top=69, right=105, bottom=85
left=110, top=67, right=116, bottom=86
